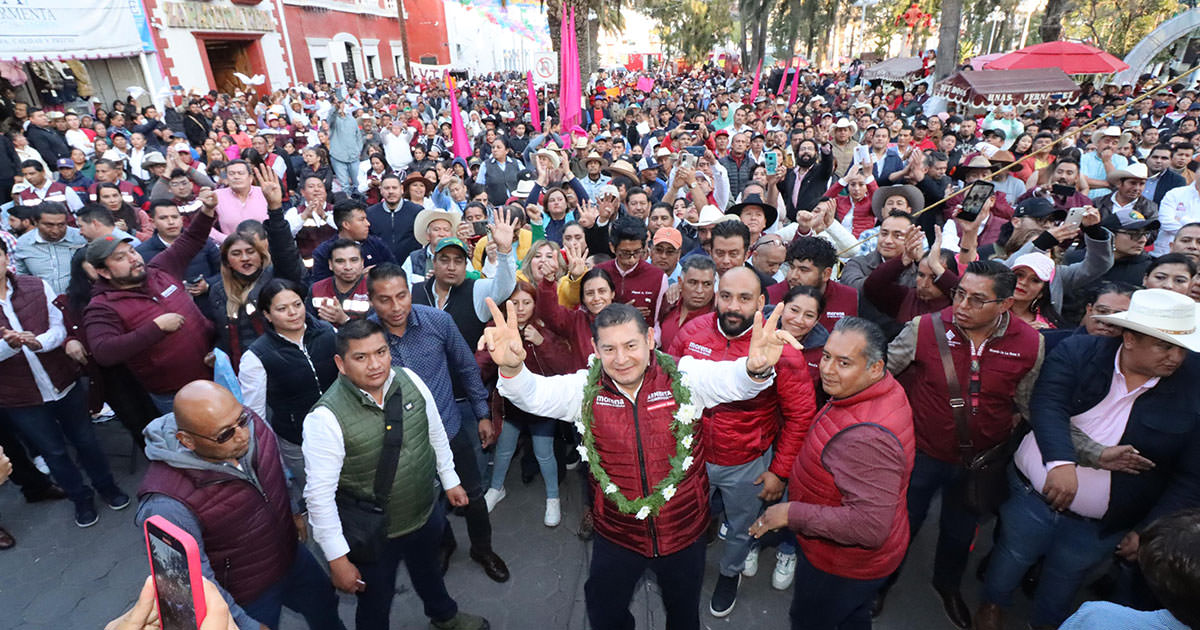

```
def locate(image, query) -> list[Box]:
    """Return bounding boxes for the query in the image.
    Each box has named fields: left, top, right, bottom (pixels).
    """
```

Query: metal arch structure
left=1114, top=8, right=1200, bottom=84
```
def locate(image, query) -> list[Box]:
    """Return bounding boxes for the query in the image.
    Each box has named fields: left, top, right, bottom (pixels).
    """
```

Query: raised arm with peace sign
left=479, top=297, right=528, bottom=375
left=745, top=306, right=803, bottom=377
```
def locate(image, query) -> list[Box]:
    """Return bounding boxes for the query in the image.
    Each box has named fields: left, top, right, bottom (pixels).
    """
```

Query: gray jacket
left=1008, top=229, right=1113, bottom=312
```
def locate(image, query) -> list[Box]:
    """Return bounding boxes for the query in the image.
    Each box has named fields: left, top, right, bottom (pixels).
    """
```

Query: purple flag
left=527, top=71, right=542, bottom=133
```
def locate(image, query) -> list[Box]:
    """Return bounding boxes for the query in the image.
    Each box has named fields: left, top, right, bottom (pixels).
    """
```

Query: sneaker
left=102, top=488, right=131, bottom=511
left=483, top=487, right=506, bottom=513
left=741, top=547, right=759, bottom=577
left=772, top=552, right=796, bottom=590
left=544, top=498, right=561, bottom=527
left=32, top=456, right=49, bottom=475
left=709, top=573, right=740, bottom=617
left=718, top=522, right=729, bottom=540
left=75, top=501, right=99, bottom=528
left=92, top=403, right=116, bottom=423
left=564, top=448, right=581, bottom=471
left=430, top=611, right=490, bottom=630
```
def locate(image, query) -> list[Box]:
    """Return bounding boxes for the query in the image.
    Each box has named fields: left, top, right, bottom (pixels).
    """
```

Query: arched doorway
left=329, top=33, right=365, bottom=84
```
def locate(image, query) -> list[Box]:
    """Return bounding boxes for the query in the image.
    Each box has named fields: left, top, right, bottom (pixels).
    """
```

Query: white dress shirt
left=0, top=278, right=72, bottom=402
left=302, top=368, right=460, bottom=562
left=1154, top=183, right=1200, bottom=252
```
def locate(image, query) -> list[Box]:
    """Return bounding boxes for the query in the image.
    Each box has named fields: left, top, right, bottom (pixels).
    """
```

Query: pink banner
left=527, top=71, right=542, bottom=133
left=636, top=76, right=655, bottom=93
left=776, top=65, right=788, bottom=96
left=561, top=6, right=581, bottom=130
left=446, top=72, right=472, bottom=159
left=787, top=59, right=802, bottom=107
left=748, top=59, right=762, bottom=105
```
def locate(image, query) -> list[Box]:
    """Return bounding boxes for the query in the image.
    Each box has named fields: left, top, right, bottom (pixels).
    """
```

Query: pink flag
left=787, top=58, right=802, bottom=107
left=776, top=64, right=788, bottom=96
left=527, top=71, right=542, bottom=133
left=748, top=58, right=762, bottom=105
left=561, top=6, right=582, bottom=130
left=636, top=76, right=655, bottom=93
left=446, top=72, right=472, bottom=159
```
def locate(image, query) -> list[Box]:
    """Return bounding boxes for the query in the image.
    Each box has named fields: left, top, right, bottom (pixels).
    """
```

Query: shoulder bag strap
left=370, top=381, right=407, bottom=508
left=929, top=314, right=974, bottom=465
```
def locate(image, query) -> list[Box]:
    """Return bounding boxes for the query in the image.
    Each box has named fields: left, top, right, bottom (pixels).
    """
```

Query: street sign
left=532, top=51, right=558, bottom=84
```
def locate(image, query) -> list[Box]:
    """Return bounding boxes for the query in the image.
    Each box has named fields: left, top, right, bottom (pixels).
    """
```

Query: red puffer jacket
left=589, top=354, right=709, bottom=558
left=668, top=313, right=817, bottom=478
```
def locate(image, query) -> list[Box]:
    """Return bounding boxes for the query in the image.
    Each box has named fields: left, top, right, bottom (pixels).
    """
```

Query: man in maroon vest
left=769, top=236, right=858, bottom=329
left=309, top=239, right=371, bottom=327
left=0, top=237, right=127, bottom=529
left=596, top=216, right=668, bottom=324
left=489, top=300, right=798, bottom=630
left=137, top=380, right=344, bottom=630
left=16, top=160, right=83, bottom=212
left=751, top=316, right=915, bottom=630
left=878, top=260, right=1044, bottom=629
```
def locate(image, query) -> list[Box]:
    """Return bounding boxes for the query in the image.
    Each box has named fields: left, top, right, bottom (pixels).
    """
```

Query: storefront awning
left=862, top=57, right=924, bottom=82
left=0, top=0, right=144, bottom=63
left=933, top=68, right=1080, bottom=110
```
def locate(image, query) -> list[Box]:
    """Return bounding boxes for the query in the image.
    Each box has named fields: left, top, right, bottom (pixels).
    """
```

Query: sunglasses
left=181, top=408, right=251, bottom=444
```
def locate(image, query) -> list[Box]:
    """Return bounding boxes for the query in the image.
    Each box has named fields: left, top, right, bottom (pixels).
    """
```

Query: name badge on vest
left=160, top=284, right=178, bottom=299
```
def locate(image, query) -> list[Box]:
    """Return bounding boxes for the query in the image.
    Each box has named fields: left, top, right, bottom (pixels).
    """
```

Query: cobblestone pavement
left=0, top=423, right=1038, bottom=629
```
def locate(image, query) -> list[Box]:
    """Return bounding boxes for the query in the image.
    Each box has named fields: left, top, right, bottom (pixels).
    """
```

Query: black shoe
left=469, top=549, right=510, bottom=583
left=932, top=585, right=972, bottom=629
left=871, top=583, right=892, bottom=618
left=440, top=536, right=457, bottom=575
left=75, top=501, right=99, bottom=528
left=709, top=574, right=740, bottom=618
left=24, top=484, right=67, bottom=503
left=101, top=488, right=131, bottom=511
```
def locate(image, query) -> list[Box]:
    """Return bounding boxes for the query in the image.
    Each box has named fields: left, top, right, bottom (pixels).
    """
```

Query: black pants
left=585, top=534, right=706, bottom=630
left=443, top=427, right=493, bottom=553
left=0, top=412, right=56, bottom=497
left=356, top=504, right=457, bottom=629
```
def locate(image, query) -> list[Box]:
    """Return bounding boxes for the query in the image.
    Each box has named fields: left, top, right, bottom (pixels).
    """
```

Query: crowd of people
left=2, top=60, right=1200, bottom=630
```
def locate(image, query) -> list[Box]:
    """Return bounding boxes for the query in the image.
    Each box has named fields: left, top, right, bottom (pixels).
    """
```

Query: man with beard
left=770, top=236, right=859, bottom=331
left=83, top=187, right=220, bottom=413
left=778, top=139, right=834, bottom=222
left=670, top=266, right=816, bottom=618
left=136, top=200, right=221, bottom=298
left=1018, top=159, right=1098, bottom=214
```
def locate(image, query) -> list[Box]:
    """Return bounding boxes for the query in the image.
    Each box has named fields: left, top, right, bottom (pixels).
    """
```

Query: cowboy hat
left=1092, top=288, right=1200, bottom=352
left=414, top=208, right=462, bottom=246
left=582, top=151, right=609, bottom=168
left=726, top=193, right=778, bottom=228
left=958, top=153, right=993, bottom=170
left=534, top=148, right=561, bottom=170
left=402, top=172, right=435, bottom=191
left=832, top=118, right=857, bottom=134
left=688, top=204, right=731, bottom=228
left=606, top=158, right=639, bottom=181
left=1090, top=125, right=1122, bottom=145
left=1106, top=162, right=1149, bottom=188
left=514, top=179, right=537, bottom=198
left=871, top=185, right=924, bottom=217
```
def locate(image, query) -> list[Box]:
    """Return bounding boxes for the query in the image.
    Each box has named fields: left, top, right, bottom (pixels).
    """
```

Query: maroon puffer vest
left=0, top=274, right=79, bottom=408
left=790, top=373, right=915, bottom=580
left=16, top=181, right=70, bottom=206
left=904, top=309, right=1040, bottom=463
left=138, top=413, right=297, bottom=604
left=588, top=355, right=708, bottom=557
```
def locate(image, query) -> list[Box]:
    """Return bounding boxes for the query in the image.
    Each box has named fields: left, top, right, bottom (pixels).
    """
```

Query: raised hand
left=577, top=201, right=599, bottom=228
left=254, top=162, right=283, bottom=209
left=490, top=205, right=517, bottom=254
left=478, top=298, right=527, bottom=372
left=746, top=307, right=802, bottom=376
left=564, top=241, right=588, bottom=278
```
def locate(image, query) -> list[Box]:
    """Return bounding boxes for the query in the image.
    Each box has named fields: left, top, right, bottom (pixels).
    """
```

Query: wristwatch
left=746, top=365, right=775, bottom=381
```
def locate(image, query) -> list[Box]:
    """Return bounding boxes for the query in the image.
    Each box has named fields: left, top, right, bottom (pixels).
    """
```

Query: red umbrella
left=983, top=41, right=1129, bottom=74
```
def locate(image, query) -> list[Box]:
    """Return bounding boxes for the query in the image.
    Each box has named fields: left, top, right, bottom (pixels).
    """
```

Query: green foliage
left=1060, top=0, right=1179, bottom=57
left=641, top=0, right=737, bottom=62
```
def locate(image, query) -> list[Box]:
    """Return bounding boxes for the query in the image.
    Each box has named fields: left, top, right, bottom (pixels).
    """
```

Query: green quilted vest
left=316, top=368, right=437, bottom=538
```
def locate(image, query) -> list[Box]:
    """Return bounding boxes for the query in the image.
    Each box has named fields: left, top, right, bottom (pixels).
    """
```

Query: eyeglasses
left=181, top=408, right=251, bottom=444
left=1117, top=229, right=1150, bottom=240
left=950, top=288, right=1006, bottom=309
left=615, top=247, right=644, bottom=260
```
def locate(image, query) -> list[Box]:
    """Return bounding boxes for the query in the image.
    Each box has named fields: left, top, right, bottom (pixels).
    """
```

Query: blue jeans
left=490, top=418, right=558, bottom=498
left=331, top=158, right=358, bottom=192
left=149, top=391, right=175, bottom=415
left=5, top=382, right=117, bottom=505
left=789, top=548, right=886, bottom=630
left=356, top=503, right=457, bottom=629
left=455, top=399, right=488, bottom=483
left=981, top=469, right=1125, bottom=628
left=904, top=450, right=982, bottom=591
left=240, top=545, right=345, bottom=629
left=585, top=533, right=706, bottom=630
left=707, top=448, right=771, bottom=577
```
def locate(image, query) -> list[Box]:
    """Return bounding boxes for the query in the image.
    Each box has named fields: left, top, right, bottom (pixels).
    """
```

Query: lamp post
left=986, top=8, right=1005, bottom=54
left=853, top=0, right=881, bottom=57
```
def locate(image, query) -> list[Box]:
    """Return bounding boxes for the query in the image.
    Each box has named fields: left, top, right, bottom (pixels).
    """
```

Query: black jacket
left=245, top=314, right=337, bottom=443
left=776, top=148, right=834, bottom=221
left=25, top=123, right=70, bottom=165
left=1151, top=169, right=1187, bottom=207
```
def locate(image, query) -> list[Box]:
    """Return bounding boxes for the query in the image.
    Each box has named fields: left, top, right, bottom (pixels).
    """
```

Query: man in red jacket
left=768, top=236, right=858, bottom=330
left=489, top=300, right=799, bottom=630
left=751, top=316, right=915, bottom=630
left=596, top=216, right=668, bottom=324
left=670, top=266, right=816, bottom=618
left=83, top=184, right=223, bottom=413
left=879, top=260, right=1044, bottom=629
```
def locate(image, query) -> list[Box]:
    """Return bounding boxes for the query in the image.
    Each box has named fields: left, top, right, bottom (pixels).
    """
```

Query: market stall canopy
left=968, top=53, right=1005, bottom=71
left=933, top=68, right=1080, bottom=110
left=983, top=41, right=1129, bottom=74
left=862, top=57, right=924, bottom=82
left=0, top=0, right=144, bottom=62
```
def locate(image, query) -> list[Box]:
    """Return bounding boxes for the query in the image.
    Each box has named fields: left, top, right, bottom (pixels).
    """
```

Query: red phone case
left=144, top=515, right=208, bottom=629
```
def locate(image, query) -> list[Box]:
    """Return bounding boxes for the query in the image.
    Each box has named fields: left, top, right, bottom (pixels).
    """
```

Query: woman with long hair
left=358, top=151, right=392, bottom=206
left=95, top=183, right=152, bottom=241
left=518, top=239, right=566, bottom=285
left=300, top=145, right=335, bottom=192
left=476, top=281, right=574, bottom=526
left=1009, top=253, right=1064, bottom=329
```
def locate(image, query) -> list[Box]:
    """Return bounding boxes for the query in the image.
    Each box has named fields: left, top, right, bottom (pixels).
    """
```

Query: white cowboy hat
left=414, top=208, right=462, bottom=246
left=833, top=118, right=857, bottom=134
left=688, top=204, right=734, bottom=228
left=1092, top=288, right=1200, bottom=352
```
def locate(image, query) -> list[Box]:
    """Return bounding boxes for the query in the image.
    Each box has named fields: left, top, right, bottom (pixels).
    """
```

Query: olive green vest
left=317, top=368, right=436, bottom=538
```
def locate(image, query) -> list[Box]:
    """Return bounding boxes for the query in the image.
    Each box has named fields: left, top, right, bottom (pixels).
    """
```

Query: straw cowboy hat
left=582, top=151, right=609, bottom=168
left=606, top=158, right=639, bottom=180
left=871, top=185, right=924, bottom=217
left=414, top=208, right=462, bottom=246
left=1092, top=288, right=1200, bottom=352
left=402, top=172, right=435, bottom=192
left=1090, top=125, right=1122, bottom=146
left=688, top=204, right=734, bottom=228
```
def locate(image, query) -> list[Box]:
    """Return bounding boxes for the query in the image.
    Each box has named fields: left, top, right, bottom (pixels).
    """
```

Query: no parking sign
left=532, top=51, right=558, bottom=84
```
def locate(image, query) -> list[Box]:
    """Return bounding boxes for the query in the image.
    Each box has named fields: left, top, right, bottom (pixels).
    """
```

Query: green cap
left=433, top=237, right=469, bottom=255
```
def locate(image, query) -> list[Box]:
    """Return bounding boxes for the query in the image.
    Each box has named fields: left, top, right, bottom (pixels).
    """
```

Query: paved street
left=0, top=423, right=1039, bottom=629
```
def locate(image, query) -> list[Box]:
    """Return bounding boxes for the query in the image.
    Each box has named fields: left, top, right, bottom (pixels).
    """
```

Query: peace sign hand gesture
left=746, top=306, right=802, bottom=377
left=479, top=298, right=527, bottom=373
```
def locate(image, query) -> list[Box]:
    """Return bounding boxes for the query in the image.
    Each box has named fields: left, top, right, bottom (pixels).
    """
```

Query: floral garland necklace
left=575, top=351, right=699, bottom=520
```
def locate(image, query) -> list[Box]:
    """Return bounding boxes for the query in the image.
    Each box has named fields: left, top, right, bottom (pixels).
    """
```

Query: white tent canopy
left=0, top=0, right=143, bottom=63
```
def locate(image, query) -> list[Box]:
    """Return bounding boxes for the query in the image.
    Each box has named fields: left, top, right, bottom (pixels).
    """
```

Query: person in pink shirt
left=212, top=160, right=268, bottom=242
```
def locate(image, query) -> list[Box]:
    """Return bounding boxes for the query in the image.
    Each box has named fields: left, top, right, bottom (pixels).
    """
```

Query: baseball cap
left=1010, top=252, right=1055, bottom=282
left=56, top=158, right=74, bottom=169
left=85, top=235, right=134, bottom=266
left=433, top=237, right=469, bottom=255
left=652, top=227, right=682, bottom=249
left=1103, top=207, right=1160, bottom=232
left=598, top=184, right=620, bottom=199
left=1014, top=197, right=1066, bottom=220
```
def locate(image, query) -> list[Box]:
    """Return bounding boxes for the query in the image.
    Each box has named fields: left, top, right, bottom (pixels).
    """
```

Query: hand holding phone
left=1064, top=206, right=1086, bottom=228
left=144, top=516, right=206, bottom=630
left=957, top=181, right=995, bottom=222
